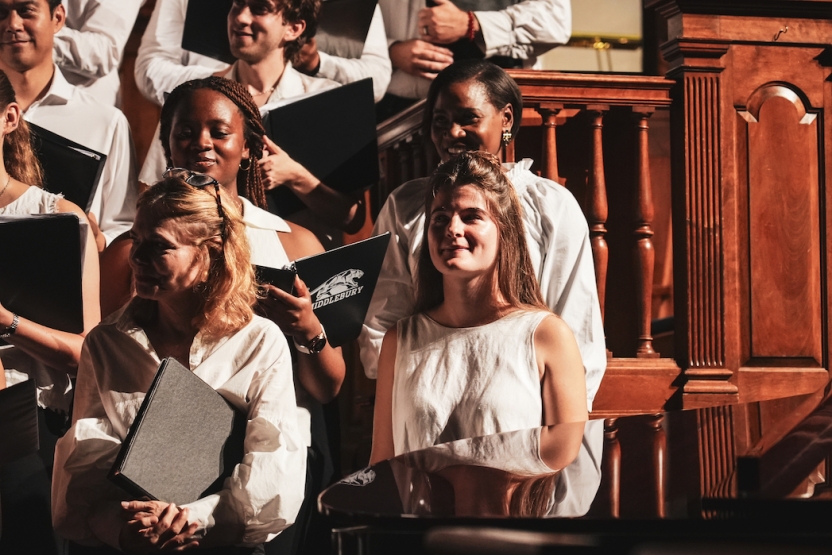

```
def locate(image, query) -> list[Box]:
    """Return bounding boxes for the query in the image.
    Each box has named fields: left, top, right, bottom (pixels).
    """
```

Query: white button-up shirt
left=380, top=0, right=571, bottom=99
left=54, top=0, right=146, bottom=106
left=24, top=65, right=138, bottom=246
left=134, top=0, right=391, bottom=105
left=358, top=160, right=606, bottom=410
left=52, top=302, right=306, bottom=548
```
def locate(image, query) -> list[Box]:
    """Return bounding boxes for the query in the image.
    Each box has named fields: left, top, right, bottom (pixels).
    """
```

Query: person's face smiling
left=0, top=0, right=64, bottom=73
left=430, top=79, right=513, bottom=163
left=228, top=0, right=301, bottom=64
left=168, top=89, right=250, bottom=191
left=428, top=184, right=501, bottom=280
left=128, top=210, right=208, bottom=304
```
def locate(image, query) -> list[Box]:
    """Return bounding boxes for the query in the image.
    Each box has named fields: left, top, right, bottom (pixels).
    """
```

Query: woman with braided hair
left=161, top=76, right=343, bottom=554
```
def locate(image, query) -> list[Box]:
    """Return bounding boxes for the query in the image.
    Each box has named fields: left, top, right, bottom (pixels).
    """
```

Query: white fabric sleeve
left=134, top=0, right=228, bottom=106
left=54, top=0, right=144, bottom=80
left=474, top=0, right=571, bottom=61
left=534, top=186, right=606, bottom=411
left=52, top=341, right=129, bottom=549
left=94, top=109, right=139, bottom=246
left=316, top=4, right=392, bottom=103
left=358, top=187, right=421, bottom=379
left=182, top=333, right=306, bottom=547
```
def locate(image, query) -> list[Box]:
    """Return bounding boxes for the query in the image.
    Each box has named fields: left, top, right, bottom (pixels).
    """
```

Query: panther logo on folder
left=310, top=269, right=364, bottom=310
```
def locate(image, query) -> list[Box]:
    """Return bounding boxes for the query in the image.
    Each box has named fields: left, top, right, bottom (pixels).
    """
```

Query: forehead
left=134, top=209, right=196, bottom=243
left=433, top=79, right=493, bottom=112
left=173, top=88, right=243, bottom=124
left=431, top=183, right=491, bottom=210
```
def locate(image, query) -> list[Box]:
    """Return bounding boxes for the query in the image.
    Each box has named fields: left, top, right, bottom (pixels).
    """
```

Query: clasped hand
left=119, top=500, right=199, bottom=553
left=257, top=275, right=322, bottom=345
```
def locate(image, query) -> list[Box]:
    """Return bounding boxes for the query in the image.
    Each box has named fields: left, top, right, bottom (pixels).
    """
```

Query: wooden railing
left=374, top=71, right=681, bottom=417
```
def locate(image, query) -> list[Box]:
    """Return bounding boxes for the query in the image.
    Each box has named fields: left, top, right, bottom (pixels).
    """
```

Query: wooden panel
left=745, top=85, right=822, bottom=362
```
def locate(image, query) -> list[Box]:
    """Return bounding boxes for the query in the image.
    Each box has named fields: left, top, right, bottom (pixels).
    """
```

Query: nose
left=449, top=122, right=465, bottom=139
left=129, top=240, right=150, bottom=268
left=229, top=3, right=252, bottom=26
left=194, top=128, right=212, bottom=151
left=5, top=10, right=23, bottom=33
left=446, top=214, right=464, bottom=237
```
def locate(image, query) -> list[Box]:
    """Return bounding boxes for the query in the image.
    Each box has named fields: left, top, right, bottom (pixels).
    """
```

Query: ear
left=282, top=18, right=306, bottom=43
left=2, top=102, right=21, bottom=137
left=501, top=103, right=514, bottom=133
left=51, top=3, right=66, bottom=33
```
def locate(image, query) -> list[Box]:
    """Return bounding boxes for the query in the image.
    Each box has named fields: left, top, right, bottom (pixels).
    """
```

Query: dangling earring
left=501, top=129, right=512, bottom=145
left=239, top=158, right=251, bottom=171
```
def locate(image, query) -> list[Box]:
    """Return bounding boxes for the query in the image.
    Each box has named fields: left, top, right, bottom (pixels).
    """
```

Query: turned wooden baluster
left=410, top=137, right=425, bottom=180
left=398, top=139, right=412, bottom=186
left=603, top=418, right=621, bottom=517
left=647, top=414, right=667, bottom=517
left=633, top=109, right=658, bottom=357
left=536, top=103, right=563, bottom=183
left=587, top=107, right=609, bottom=320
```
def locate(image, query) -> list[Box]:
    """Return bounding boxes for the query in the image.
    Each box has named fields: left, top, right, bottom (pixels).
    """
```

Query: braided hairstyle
left=0, top=70, right=43, bottom=187
left=159, top=76, right=269, bottom=209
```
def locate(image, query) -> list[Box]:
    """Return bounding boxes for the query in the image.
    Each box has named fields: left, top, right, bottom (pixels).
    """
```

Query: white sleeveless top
left=392, top=309, right=551, bottom=456
left=0, top=187, right=73, bottom=411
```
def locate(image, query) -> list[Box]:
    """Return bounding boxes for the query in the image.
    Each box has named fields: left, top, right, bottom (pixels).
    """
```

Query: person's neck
left=1, top=62, right=55, bottom=112
left=430, top=274, right=512, bottom=328
left=153, top=294, right=203, bottom=343
left=235, top=52, right=287, bottom=107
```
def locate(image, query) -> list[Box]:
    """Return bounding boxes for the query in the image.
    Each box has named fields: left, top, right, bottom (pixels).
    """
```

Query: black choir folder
left=0, top=213, right=84, bottom=334
left=109, top=358, right=246, bottom=506
left=262, top=78, right=379, bottom=217
left=182, top=0, right=378, bottom=64
left=256, top=232, right=390, bottom=347
left=0, top=379, right=39, bottom=467
left=28, top=122, right=106, bottom=212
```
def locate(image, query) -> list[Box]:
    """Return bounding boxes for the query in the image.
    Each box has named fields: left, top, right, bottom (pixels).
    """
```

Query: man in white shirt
left=135, top=0, right=391, bottom=105
left=377, top=0, right=570, bottom=117
left=0, top=0, right=138, bottom=248
left=54, top=0, right=145, bottom=106
left=139, top=0, right=365, bottom=240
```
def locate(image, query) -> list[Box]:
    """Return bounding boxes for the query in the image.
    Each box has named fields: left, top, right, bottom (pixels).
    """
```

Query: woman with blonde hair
left=371, top=151, right=587, bottom=464
left=53, top=176, right=305, bottom=554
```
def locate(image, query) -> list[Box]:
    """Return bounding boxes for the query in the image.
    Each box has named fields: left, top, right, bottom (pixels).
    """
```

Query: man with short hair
left=139, top=0, right=365, bottom=240
left=0, top=0, right=138, bottom=249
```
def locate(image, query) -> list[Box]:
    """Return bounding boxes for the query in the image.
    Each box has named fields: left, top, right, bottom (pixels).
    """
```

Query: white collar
left=240, top=196, right=291, bottom=233
left=26, top=64, right=74, bottom=111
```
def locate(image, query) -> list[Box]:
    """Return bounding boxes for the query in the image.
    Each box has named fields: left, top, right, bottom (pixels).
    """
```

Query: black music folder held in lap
left=0, top=379, right=39, bottom=467
left=0, top=214, right=84, bottom=334
left=262, top=78, right=379, bottom=217
left=256, top=232, right=390, bottom=347
left=28, top=123, right=107, bottom=212
left=109, top=358, right=246, bottom=506
left=182, top=0, right=377, bottom=64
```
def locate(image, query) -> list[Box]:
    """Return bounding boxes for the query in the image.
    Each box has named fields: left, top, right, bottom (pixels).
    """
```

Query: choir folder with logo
left=256, top=232, right=390, bottom=347
left=262, top=78, right=379, bottom=217
left=0, top=213, right=85, bottom=335
left=109, top=357, right=246, bottom=505
left=28, top=122, right=107, bottom=212
left=182, top=0, right=378, bottom=64
left=0, top=379, right=39, bottom=467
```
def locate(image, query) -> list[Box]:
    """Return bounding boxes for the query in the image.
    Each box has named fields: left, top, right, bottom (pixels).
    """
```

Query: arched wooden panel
left=743, top=84, right=822, bottom=364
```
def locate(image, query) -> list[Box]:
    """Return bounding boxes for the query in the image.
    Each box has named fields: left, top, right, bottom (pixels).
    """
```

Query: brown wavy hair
left=133, top=177, right=257, bottom=340
left=159, top=76, right=269, bottom=209
left=228, top=0, right=321, bottom=64
left=0, top=70, right=43, bottom=187
left=414, top=151, right=546, bottom=313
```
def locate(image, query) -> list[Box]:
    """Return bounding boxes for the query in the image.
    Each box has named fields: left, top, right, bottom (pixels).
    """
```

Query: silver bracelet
left=0, top=313, right=19, bottom=339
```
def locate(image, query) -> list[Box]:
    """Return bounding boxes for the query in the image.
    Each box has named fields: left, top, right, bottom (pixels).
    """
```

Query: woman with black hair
left=360, top=59, right=606, bottom=414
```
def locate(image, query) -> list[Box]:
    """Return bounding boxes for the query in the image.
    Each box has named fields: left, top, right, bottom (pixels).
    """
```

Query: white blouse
left=52, top=300, right=306, bottom=549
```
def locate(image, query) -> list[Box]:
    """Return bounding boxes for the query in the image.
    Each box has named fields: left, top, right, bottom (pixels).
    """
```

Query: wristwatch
left=294, top=325, right=327, bottom=355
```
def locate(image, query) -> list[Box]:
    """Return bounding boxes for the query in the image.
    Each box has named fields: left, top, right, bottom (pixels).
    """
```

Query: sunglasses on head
left=163, top=167, right=226, bottom=240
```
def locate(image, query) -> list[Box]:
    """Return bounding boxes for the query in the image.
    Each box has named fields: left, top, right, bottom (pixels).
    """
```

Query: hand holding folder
left=256, top=232, right=389, bottom=347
